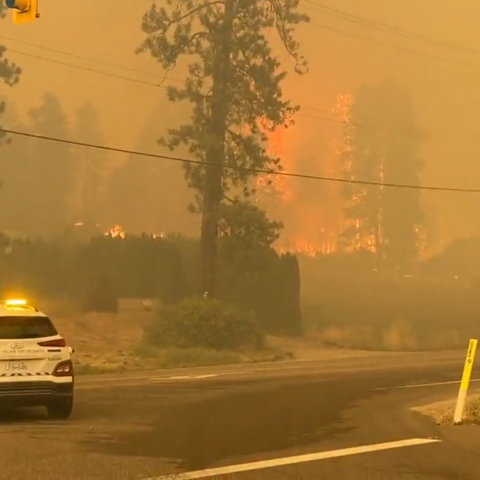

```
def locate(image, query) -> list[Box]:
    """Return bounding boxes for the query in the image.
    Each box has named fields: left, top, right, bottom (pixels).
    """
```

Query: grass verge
left=73, top=345, right=294, bottom=375
left=305, top=320, right=465, bottom=351
left=413, top=395, right=480, bottom=425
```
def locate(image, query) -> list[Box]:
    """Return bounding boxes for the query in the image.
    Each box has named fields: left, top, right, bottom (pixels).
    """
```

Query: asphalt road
left=1, top=352, right=480, bottom=479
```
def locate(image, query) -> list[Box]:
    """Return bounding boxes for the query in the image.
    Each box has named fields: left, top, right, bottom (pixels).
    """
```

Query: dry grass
left=307, top=319, right=464, bottom=351
left=53, top=310, right=150, bottom=373
left=413, top=395, right=480, bottom=425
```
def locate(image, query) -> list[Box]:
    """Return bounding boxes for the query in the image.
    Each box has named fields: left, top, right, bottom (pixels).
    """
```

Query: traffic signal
left=4, top=0, right=39, bottom=24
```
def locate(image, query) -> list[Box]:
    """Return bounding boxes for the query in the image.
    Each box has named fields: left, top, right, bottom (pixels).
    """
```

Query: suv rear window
left=0, top=316, right=58, bottom=339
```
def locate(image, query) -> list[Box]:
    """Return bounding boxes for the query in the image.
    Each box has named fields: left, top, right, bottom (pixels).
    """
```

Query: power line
left=1, top=126, right=479, bottom=194
left=0, top=34, right=184, bottom=84
left=3, top=41, right=468, bottom=136
left=1, top=47, right=453, bottom=136
left=3, top=24, right=480, bottom=139
left=305, top=19, right=480, bottom=74
left=302, top=0, right=480, bottom=55
left=2, top=38, right=472, bottom=137
left=4, top=6, right=480, bottom=96
left=5, top=47, right=170, bottom=88
left=298, top=1, right=480, bottom=73
left=1, top=38, right=427, bottom=134
left=6, top=6, right=480, bottom=92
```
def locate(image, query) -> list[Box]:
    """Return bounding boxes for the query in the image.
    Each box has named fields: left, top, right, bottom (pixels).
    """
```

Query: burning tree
left=254, top=119, right=292, bottom=207
left=136, top=0, right=308, bottom=295
left=335, top=92, right=377, bottom=252
left=337, top=80, right=424, bottom=269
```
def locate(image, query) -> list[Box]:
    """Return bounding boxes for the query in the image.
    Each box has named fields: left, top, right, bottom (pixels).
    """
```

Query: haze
left=1, top=0, right=479, bottom=248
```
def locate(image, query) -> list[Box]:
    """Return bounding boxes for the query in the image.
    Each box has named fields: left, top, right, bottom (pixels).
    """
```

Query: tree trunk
left=200, top=0, right=235, bottom=297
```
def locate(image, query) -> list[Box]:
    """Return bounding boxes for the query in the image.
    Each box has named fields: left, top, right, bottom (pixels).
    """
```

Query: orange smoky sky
left=1, top=0, right=480, bottom=250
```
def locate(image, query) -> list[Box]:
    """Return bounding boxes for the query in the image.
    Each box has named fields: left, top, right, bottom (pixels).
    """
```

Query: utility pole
left=200, top=0, right=235, bottom=297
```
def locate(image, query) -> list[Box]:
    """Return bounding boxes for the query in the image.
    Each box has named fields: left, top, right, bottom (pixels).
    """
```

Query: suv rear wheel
left=46, top=397, right=73, bottom=419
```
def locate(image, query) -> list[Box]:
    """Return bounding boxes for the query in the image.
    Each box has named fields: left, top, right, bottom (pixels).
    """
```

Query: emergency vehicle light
left=4, top=299, right=28, bottom=306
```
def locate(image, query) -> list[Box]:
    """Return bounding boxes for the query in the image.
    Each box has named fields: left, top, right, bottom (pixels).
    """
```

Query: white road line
left=374, top=378, right=480, bottom=391
left=144, top=438, right=440, bottom=479
left=76, top=369, right=259, bottom=389
left=149, top=371, right=250, bottom=382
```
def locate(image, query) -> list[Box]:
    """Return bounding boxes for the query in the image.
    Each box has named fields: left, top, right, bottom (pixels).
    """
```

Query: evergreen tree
left=0, top=4, right=21, bottom=148
left=26, top=92, right=75, bottom=235
left=104, top=102, right=192, bottom=234
left=381, top=82, right=424, bottom=268
left=106, top=154, right=159, bottom=233
left=137, top=0, right=308, bottom=295
left=72, top=101, right=107, bottom=226
left=0, top=102, right=32, bottom=233
left=219, top=200, right=283, bottom=248
left=339, top=86, right=382, bottom=254
left=0, top=9, right=22, bottom=232
left=339, top=79, right=424, bottom=269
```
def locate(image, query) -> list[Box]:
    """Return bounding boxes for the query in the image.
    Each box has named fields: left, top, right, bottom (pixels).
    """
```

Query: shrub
left=145, top=296, right=265, bottom=351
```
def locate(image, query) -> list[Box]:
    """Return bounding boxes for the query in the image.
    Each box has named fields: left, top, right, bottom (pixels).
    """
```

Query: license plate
left=5, top=361, right=27, bottom=372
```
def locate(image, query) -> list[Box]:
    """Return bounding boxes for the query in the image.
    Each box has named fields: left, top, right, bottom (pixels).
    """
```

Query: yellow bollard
left=453, top=338, right=477, bottom=424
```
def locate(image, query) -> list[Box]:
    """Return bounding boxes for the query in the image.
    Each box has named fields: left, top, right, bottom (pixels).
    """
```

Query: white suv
left=0, top=299, right=74, bottom=419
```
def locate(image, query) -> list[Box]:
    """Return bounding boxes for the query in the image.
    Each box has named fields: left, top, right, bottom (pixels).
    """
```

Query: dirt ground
left=43, top=298, right=153, bottom=372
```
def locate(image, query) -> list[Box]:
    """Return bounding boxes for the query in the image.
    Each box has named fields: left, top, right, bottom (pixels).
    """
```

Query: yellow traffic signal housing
left=5, top=0, right=39, bottom=25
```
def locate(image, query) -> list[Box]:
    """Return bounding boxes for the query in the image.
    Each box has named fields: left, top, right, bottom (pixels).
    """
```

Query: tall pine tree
left=137, top=0, right=308, bottom=295
left=339, top=79, right=424, bottom=270
left=26, top=93, right=75, bottom=235
left=0, top=8, right=22, bottom=232
left=104, top=101, right=193, bottom=234
left=72, top=101, right=107, bottom=226
left=0, top=4, right=21, bottom=147
left=0, top=101, right=32, bottom=233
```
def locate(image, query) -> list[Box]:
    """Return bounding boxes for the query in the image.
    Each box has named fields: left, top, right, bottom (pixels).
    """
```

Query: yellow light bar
left=4, top=299, right=28, bottom=306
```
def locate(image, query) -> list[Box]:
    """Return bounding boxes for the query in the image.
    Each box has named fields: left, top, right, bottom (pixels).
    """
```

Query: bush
left=145, top=296, right=265, bottom=351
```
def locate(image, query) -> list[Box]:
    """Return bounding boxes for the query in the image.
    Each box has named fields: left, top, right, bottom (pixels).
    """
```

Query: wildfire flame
left=255, top=104, right=345, bottom=256
left=254, top=117, right=292, bottom=204
left=105, top=224, right=126, bottom=238
left=103, top=224, right=165, bottom=240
